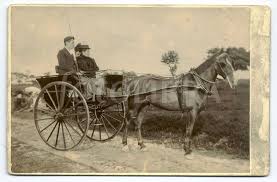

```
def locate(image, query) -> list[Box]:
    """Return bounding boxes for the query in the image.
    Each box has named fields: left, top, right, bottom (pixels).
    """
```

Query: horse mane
left=194, top=49, right=223, bottom=74
left=226, top=48, right=250, bottom=63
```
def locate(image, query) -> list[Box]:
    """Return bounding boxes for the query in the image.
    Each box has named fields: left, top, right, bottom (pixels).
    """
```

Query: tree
left=161, top=50, right=179, bottom=76
left=207, top=47, right=250, bottom=70
left=207, top=47, right=223, bottom=59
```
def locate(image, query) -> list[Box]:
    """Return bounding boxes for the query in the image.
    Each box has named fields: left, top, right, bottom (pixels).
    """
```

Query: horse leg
left=136, top=107, right=147, bottom=149
left=183, top=109, right=198, bottom=155
left=122, top=106, right=137, bottom=149
left=122, top=116, right=130, bottom=146
left=122, top=99, right=129, bottom=146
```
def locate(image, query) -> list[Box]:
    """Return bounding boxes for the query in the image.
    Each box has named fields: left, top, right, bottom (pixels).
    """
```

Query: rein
left=189, top=70, right=216, bottom=84
left=122, top=68, right=218, bottom=113
left=187, top=69, right=215, bottom=95
left=176, top=70, right=216, bottom=113
left=125, top=69, right=216, bottom=98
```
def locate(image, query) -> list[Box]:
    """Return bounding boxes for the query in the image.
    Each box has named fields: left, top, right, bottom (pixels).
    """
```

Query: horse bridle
left=176, top=55, right=234, bottom=111
left=176, top=56, right=232, bottom=112
left=215, top=55, right=235, bottom=80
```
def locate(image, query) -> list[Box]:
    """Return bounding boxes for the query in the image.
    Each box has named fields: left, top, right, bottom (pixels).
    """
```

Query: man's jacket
left=57, top=48, right=78, bottom=74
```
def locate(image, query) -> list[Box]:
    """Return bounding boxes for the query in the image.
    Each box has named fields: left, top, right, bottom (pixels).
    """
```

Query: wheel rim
left=34, top=81, right=90, bottom=150
left=78, top=102, right=125, bottom=141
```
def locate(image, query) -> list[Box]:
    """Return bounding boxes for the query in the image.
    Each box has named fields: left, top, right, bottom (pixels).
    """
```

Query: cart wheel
left=78, top=102, right=125, bottom=142
left=34, top=81, right=90, bottom=150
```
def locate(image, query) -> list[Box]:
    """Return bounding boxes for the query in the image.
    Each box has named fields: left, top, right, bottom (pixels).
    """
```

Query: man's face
left=82, top=49, right=90, bottom=57
left=66, top=39, right=75, bottom=50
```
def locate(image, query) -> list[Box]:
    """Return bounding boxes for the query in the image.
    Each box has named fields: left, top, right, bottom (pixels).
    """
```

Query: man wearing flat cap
left=57, top=36, right=78, bottom=74
left=77, top=44, right=99, bottom=77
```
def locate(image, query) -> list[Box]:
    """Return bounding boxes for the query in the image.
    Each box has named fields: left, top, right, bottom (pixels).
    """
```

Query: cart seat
left=55, top=65, right=70, bottom=75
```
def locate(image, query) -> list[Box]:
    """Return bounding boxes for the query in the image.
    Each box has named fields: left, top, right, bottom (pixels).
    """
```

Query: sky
left=10, top=6, right=250, bottom=76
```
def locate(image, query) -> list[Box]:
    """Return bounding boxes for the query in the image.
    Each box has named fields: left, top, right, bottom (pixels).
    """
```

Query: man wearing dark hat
left=57, top=36, right=78, bottom=74
left=77, top=44, right=99, bottom=77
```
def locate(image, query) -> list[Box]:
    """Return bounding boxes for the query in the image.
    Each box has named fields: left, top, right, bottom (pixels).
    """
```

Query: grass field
left=11, top=79, right=249, bottom=158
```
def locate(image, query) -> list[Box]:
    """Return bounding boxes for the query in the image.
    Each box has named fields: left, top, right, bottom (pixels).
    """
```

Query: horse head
left=215, top=52, right=236, bottom=89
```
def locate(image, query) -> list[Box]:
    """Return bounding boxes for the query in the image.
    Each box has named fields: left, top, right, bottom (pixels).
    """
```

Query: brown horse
left=122, top=50, right=236, bottom=155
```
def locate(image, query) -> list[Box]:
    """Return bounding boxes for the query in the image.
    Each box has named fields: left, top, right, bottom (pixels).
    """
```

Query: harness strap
left=190, top=71, right=216, bottom=84
left=189, top=70, right=214, bottom=95
left=176, top=74, right=185, bottom=112
left=176, top=74, right=192, bottom=113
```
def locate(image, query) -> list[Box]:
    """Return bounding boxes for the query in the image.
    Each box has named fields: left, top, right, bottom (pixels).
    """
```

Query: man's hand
left=79, top=70, right=85, bottom=74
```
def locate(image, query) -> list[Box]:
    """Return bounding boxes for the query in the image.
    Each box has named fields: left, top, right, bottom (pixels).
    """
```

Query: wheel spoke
left=70, top=100, right=84, bottom=111
left=59, top=85, right=66, bottom=109
left=78, top=116, right=91, bottom=131
left=102, top=110, right=124, bottom=115
left=80, top=118, right=87, bottom=124
left=62, top=112, right=88, bottom=118
left=36, top=108, right=55, bottom=115
left=55, top=122, right=61, bottom=147
left=116, top=104, right=125, bottom=118
left=100, top=117, right=110, bottom=138
left=102, top=113, right=122, bottom=123
left=102, top=114, right=116, bottom=131
left=46, top=89, right=58, bottom=111
left=45, top=102, right=56, bottom=112
left=63, top=99, right=83, bottom=114
left=88, top=117, right=95, bottom=127
left=64, top=120, right=82, bottom=137
left=35, top=117, right=54, bottom=121
left=62, top=90, right=74, bottom=110
left=99, top=124, right=101, bottom=140
left=46, top=121, right=59, bottom=142
left=61, top=122, right=67, bottom=149
left=40, top=120, right=56, bottom=133
left=54, top=85, right=60, bottom=110
left=63, top=121, right=75, bottom=145
left=117, top=112, right=125, bottom=118
left=90, top=119, right=97, bottom=138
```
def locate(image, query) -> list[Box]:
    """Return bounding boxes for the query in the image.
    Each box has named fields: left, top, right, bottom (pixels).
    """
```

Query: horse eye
left=219, top=62, right=226, bottom=67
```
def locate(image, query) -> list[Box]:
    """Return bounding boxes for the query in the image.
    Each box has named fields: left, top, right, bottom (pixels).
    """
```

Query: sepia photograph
left=7, top=5, right=270, bottom=175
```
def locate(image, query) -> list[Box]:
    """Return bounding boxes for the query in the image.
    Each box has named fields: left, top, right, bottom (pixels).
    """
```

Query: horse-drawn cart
left=33, top=50, right=236, bottom=154
left=34, top=71, right=127, bottom=150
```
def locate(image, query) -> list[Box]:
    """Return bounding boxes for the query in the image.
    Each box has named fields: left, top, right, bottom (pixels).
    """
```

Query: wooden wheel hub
left=95, top=109, right=103, bottom=117
left=54, top=112, right=64, bottom=122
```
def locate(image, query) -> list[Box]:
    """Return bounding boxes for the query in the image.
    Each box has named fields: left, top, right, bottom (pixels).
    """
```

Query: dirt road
left=10, top=112, right=250, bottom=174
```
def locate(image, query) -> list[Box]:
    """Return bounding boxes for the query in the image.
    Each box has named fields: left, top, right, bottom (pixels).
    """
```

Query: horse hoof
left=121, top=145, right=129, bottom=152
left=184, top=153, right=194, bottom=160
left=140, top=146, right=148, bottom=152
left=139, top=144, right=147, bottom=151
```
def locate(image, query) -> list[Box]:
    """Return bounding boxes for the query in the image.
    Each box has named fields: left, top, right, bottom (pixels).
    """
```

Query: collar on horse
left=176, top=69, right=215, bottom=112
left=187, top=69, right=215, bottom=95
